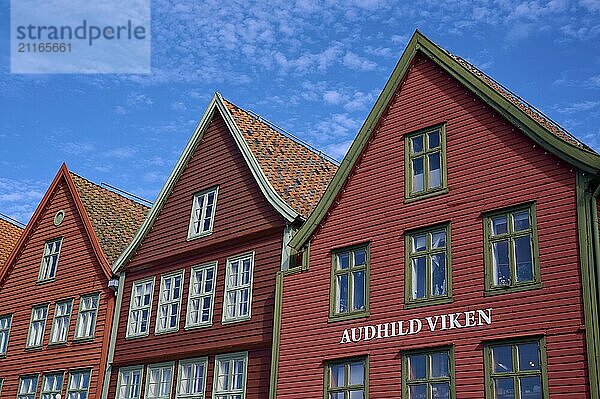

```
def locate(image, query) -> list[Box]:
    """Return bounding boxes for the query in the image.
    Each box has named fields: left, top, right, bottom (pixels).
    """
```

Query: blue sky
left=1, top=0, right=600, bottom=224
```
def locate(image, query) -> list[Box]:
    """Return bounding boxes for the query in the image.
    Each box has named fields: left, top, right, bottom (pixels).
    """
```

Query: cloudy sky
left=1, top=0, right=600, bottom=224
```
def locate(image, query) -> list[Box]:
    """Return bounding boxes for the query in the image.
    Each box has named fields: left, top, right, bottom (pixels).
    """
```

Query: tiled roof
left=223, top=99, right=339, bottom=218
left=70, top=173, right=149, bottom=265
left=0, top=217, right=23, bottom=269
left=447, top=53, right=597, bottom=154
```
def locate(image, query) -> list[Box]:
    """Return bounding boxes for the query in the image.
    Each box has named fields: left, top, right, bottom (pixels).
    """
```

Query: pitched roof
left=223, top=99, right=338, bottom=218
left=0, top=217, right=23, bottom=269
left=113, top=93, right=337, bottom=273
left=289, top=30, right=600, bottom=251
left=69, top=172, right=150, bottom=265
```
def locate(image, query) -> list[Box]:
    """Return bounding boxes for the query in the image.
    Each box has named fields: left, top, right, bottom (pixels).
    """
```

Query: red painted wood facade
left=107, top=111, right=289, bottom=399
left=276, top=51, right=592, bottom=398
left=0, top=167, right=118, bottom=399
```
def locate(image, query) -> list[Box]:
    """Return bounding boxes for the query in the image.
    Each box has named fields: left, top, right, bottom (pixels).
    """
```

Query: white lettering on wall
left=339, top=308, right=493, bottom=344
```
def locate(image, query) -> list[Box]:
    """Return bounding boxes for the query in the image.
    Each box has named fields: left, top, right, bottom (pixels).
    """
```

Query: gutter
left=101, top=272, right=126, bottom=399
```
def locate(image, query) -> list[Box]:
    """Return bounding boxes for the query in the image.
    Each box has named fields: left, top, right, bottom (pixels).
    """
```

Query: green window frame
left=329, top=244, right=370, bottom=321
left=18, top=374, right=39, bottom=399
left=484, top=337, right=549, bottom=399
left=324, top=357, right=368, bottom=399
left=405, top=224, right=452, bottom=308
left=212, top=352, right=248, bottom=399
left=483, top=203, right=541, bottom=295
left=404, top=125, right=448, bottom=201
left=117, top=366, right=144, bottom=399
left=402, top=346, right=455, bottom=399
left=38, top=237, right=63, bottom=282
left=74, top=293, right=100, bottom=340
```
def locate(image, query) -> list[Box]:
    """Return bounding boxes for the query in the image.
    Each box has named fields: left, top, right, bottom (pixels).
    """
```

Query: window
left=27, top=305, right=48, bottom=348
left=186, top=263, right=217, bottom=328
left=117, top=367, right=143, bottom=399
left=405, top=125, right=447, bottom=200
left=188, top=187, right=218, bottom=239
left=156, top=272, right=184, bottom=334
left=39, top=238, right=63, bottom=281
left=213, top=352, right=247, bottom=399
left=50, top=300, right=73, bottom=344
left=127, top=278, right=155, bottom=338
left=222, top=254, right=254, bottom=323
left=74, top=294, right=99, bottom=340
left=67, top=370, right=91, bottom=399
left=176, top=358, right=207, bottom=399
left=484, top=203, right=540, bottom=294
left=402, top=347, right=454, bottom=399
left=484, top=338, right=547, bottom=399
left=0, top=314, right=12, bottom=355
left=325, top=358, right=368, bottom=399
left=405, top=225, right=452, bottom=307
left=41, top=372, right=64, bottom=399
left=330, top=245, right=369, bottom=320
left=146, top=363, right=174, bottom=399
left=18, top=375, right=39, bottom=399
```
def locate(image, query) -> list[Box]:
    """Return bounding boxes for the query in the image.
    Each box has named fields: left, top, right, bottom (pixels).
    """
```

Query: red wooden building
left=102, top=94, right=337, bottom=399
left=0, top=164, right=148, bottom=399
left=0, top=217, right=23, bottom=269
left=273, top=31, right=600, bottom=398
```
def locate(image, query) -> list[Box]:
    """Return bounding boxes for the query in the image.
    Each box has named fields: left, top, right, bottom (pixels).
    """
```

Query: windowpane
left=336, top=274, right=349, bottom=313
left=18, top=375, right=38, bottom=399
left=188, top=188, right=218, bottom=238
left=430, top=351, right=449, bottom=378
left=412, top=158, right=424, bottom=193
left=146, top=365, right=173, bottom=399
left=327, top=359, right=366, bottom=399
left=40, top=238, right=62, bottom=281
left=28, top=305, right=48, bottom=347
left=352, top=271, right=365, bottom=311
left=214, top=354, right=246, bottom=397
left=338, top=252, right=350, bottom=270
left=492, top=216, right=508, bottom=235
left=408, top=354, right=426, bottom=380
left=513, top=211, right=530, bottom=231
left=330, top=364, right=345, bottom=387
left=431, top=231, right=446, bottom=248
left=428, top=153, right=441, bottom=189
left=409, top=384, right=427, bottom=399
left=41, top=373, right=64, bottom=399
left=519, top=376, right=542, bottom=399
left=117, top=368, right=142, bottom=399
left=128, top=280, right=154, bottom=337
left=431, top=382, right=450, bottom=399
left=51, top=300, right=72, bottom=343
left=413, top=235, right=426, bottom=252
left=354, top=249, right=366, bottom=266
left=431, top=254, right=446, bottom=296
left=76, top=295, right=99, bottom=339
left=349, top=391, right=364, bottom=399
left=412, top=136, right=424, bottom=153
left=518, top=343, right=540, bottom=371
left=157, top=273, right=183, bottom=333
left=428, top=131, right=440, bottom=148
left=412, top=257, right=427, bottom=299
left=492, top=241, right=511, bottom=286
left=349, top=362, right=364, bottom=385
left=67, top=370, right=91, bottom=399
left=494, top=378, right=514, bottom=399
left=492, top=345, right=513, bottom=373
left=515, top=236, right=533, bottom=283
left=187, top=264, right=216, bottom=328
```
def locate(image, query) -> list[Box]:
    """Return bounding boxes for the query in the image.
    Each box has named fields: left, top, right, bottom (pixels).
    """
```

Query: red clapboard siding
left=276, top=52, right=588, bottom=398
left=0, top=178, right=113, bottom=399
left=111, top=112, right=285, bottom=398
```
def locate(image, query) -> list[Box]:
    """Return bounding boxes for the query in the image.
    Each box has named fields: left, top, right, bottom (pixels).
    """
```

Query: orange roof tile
left=0, top=217, right=23, bottom=269
left=223, top=99, right=338, bottom=218
left=70, top=173, right=150, bottom=265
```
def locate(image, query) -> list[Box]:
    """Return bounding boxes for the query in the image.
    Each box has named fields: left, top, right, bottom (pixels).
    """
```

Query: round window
left=54, top=210, right=65, bottom=226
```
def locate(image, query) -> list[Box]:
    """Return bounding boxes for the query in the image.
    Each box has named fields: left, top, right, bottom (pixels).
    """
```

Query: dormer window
left=187, top=187, right=219, bottom=240
left=39, top=238, right=63, bottom=282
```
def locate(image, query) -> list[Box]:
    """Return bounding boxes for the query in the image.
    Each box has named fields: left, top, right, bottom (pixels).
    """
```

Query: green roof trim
left=289, top=30, right=600, bottom=251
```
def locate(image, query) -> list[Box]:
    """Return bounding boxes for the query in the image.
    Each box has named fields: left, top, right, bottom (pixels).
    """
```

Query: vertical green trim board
left=576, top=171, right=600, bottom=397
left=269, top=271, right=284, bottom=399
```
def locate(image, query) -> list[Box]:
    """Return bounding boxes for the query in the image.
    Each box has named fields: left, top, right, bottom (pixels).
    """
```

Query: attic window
left=38, top=238, right=63, bottom=282
left=53, top=210, right=65, bottom=226
left=187, top=187, right=219, bottom=240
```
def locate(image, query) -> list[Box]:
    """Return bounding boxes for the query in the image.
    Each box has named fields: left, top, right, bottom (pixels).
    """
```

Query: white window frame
left=67, top=369, right=92, bottom=399
left=0, top=314, right=12, bottom=355
left=155, top=271, right=184, bottom=334
left=27, top=304, right=49, bottom=348
left=117, top=366, right=144, bottom=399
left=127, top=277, right=155, bottom=338
left=39, top=237, right=63, bottom=282
left=145, top=362, right=175, bottom=399
left=41, top=371, right=65, bottom=399
left=18, top=374, right=39, bottom=399
left=50, top=299, right=73, bottom=344
left=176, top=358, right=208, bottom=399
left=186, top=263, right=217, bottom=329
left=187, top=187, right=219, bottom=240
left=212, top=352, right=248, bottom=399
left=74, top=293, right=100, bottom=340
left=222, top=253, right=255, bottom=324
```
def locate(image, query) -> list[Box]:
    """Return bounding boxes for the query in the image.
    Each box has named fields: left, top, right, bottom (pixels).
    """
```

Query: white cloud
left=325, top=139, right=353, bottom=160
left=555, top=100, right=600, bottom=114
left=342, top=51, right=377, bottom=71
left=323, top=90, right=345, bottom=105
left=104, top=146, right=137, bottom=159
left=0, top=177, right=47, bottom=224
left=580, top=0, right=600, bottom=12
